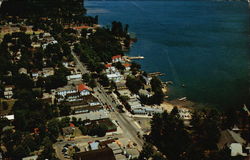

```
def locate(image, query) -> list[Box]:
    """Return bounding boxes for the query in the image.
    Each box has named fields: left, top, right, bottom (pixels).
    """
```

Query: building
left=128, top=99, right=142, bottom=110
left=112, top=55, right=123, bottom=63
left=115, top=81, right=127, bottom=90
left=56, top=85, right=78, bottom=97
left=74, top=147, right=116, bottom=160
left=4, top=85, right=14, bottom=99
left=30, top=69, right=39, bottom=79
left=138, top=89, right=150, bottom=97
left=41, top=67, right=54, bottom=77
left=65, top=110, right=109, bottom=121
left=107, top=72, right=123, bottom=83
left=18, top=68, right=27, bottom=75
left=217, top=129, right=248, bottom=157
left=105, top=64, right=116, bottom=74
left=22, top=155, right=38, bottom=160
left=89, top=142, right=99, bottom=150
left=66, top=74, right=82, bottom=81
left=77, top=84, right=91, bottom=96
left=62, top=124, right=75, bottom=136
left=178, top=108, right=192, bottom=120
left=1, top=114, right=14, bottom=120
left=230, top=143, right=247, bottom=157
left=123, top=63, right=131, bottom=71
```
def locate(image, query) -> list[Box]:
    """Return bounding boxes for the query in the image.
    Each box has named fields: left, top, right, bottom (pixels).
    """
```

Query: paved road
left=70, top=47, right=144, bottom=150
left=70, top=47, right=88, bottom=74
left=94, top=85, right=144, bottom=150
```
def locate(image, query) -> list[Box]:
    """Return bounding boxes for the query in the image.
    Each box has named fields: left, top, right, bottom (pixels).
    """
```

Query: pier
left=148, top=72, right=165, bottom=77
left=128, top=56, right=144, bottom=60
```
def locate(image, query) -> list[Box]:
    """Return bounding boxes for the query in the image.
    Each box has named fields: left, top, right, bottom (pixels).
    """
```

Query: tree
left=12, top=145, right=29, bottom=159
left=99, top=74, right=110, bottom=87
left=138, top=143, right=154, bottom=160
left=14, top=74, right=34, bottom=89
left=149, top=112, right=190, bottom=160
left=47, top=119, right=60, bottom=140
left=113, top=62, right=125, bottom=71
left=82, top=73, right=91, bottom=83
left=59, top=104, right=71, bottom=116
left=38, top=136, right=57, bottom=160
left=2, top=101, right=8, bottom=110
left=126, top=76, right=143, bottom=94
left=88, top=78, right=97, bottom=88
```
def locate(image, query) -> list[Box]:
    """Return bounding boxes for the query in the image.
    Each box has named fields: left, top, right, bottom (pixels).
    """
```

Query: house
left=2, top=114, right=14, bottom=120
left=42, top=40, right=58, bottom=49
left=31, top=42, right=41, bottom=48
left=117, top=89, right=132, bottom=98
left=4, top=85, right=15, bottom=99
left=65, top=92, right=82, bottom=102
left=89, top=142, right=99, bottom=150
left=142, top=76, right=152, bottom=85
left=77, top=84, right=91, bottom=96
left=18, top=68, right=27, bottom=75
left=42, top=67, right=54, bottom=77
left=131, top=106, right=163, bottom=115
left=74, top=147, right=116, bottom=160
left=138, top=89, right=150, bottom=97
left=62, top=61, right=69, bottom=68
left=115, top=81, right=127, bottom=90
left=105, top=64, right=116, bottom=74
left=123, top=63, right=131, bottom=71
left=30, top=69, right=39, bottom=79
left=62, top=124, right=75, bottom=136
left=56, top=85, right=77, bottom=97
left=112, top=55, right=123, bottom=63
left=217, top=129, right=248, bottom=157
left=178, top=108, right=192, bottom=120
left=107, top=72, right=123, bottom=83
left=66, top=74, right=82, bottom=81
left=22, top=155, right=38, bottom=160
left=230, top=143, right=247, bottom=157
left=128, top=99, right=142, bottom=110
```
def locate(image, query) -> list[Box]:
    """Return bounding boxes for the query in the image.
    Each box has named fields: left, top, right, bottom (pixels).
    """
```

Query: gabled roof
left=77, top=84, right=90, bottom=92
left=112, top=55, right=122, bottom=60
left=123, top=63, right=131, bottom=67
left=105, top=64, right=112, bottom=68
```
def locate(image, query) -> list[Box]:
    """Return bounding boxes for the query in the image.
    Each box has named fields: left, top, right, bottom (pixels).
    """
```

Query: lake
left=85, top=0, right=250, bottom=109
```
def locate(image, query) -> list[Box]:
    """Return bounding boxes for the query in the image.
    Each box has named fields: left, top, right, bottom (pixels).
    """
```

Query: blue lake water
left=85, top=0, right=250, bottom=109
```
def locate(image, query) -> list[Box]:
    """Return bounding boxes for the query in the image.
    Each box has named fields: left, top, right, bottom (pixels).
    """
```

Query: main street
left=70, top=47, right=144, bottom=150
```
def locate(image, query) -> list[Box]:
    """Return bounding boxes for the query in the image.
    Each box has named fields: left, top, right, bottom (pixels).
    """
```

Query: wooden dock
left=148, top=72, right=165, bottom=76
left=128, top=56, right=144, bottom=60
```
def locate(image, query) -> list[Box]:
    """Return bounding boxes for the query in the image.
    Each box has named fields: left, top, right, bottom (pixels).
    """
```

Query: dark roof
left=74, top=147, right=116, bottom=160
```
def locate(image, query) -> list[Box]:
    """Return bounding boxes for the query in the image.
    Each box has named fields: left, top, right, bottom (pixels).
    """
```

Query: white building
left=77, top=84, right=91, bottom=96
left=66, top=74, right=82, bottom=81
left=112, top=55, right=123, bottom=63
left=56, top=85, right=78, bottom=97
left=4, top=85, right=15, bottom=99
left=107, top=72, right=123, bottom=83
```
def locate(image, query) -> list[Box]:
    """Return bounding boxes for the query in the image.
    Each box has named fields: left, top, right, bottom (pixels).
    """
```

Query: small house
left=4, top=85, right=15, bottom=99
left=77, top=84, right=91, bottom=96
left=112, top=55, right=123, bottom=63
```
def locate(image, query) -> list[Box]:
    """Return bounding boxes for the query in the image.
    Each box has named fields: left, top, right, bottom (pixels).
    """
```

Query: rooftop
left=74, top=147, right=116, bottom=160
